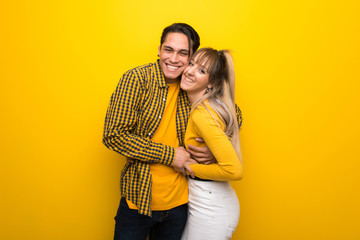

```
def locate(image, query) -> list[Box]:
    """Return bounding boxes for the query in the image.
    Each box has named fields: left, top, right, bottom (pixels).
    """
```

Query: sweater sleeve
left=189, top=107, right=243, bottom=181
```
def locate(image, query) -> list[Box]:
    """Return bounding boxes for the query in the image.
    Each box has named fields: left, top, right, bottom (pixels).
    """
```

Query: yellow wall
left=1, top=0, right=359, bottom=239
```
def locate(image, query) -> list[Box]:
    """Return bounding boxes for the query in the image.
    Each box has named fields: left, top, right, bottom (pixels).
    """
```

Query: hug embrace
left=103, top=23, right=243, bottom=240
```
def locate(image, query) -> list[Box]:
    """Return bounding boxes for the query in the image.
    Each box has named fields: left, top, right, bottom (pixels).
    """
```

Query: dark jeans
left=114, top=197, right=188, bottom=240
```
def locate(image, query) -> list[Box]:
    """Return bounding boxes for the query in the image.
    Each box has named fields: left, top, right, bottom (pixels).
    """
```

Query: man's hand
left=173, top=147, right=195, bottom=178
left=186, top=158, right=198, bottom=165
left=187, top=138, right=216, bottom=165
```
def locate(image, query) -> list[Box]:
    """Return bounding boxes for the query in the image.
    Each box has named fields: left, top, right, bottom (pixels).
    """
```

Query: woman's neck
left=186, top=90, right=207, bottom=106
left=187, top=93, right=197, bottom=105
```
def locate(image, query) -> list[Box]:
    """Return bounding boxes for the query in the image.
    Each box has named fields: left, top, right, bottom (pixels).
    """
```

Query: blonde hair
left=190, top=48, right=241, bottom=163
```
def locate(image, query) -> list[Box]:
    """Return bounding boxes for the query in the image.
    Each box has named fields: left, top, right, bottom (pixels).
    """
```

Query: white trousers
left=181, top=179, right=240, bottom=240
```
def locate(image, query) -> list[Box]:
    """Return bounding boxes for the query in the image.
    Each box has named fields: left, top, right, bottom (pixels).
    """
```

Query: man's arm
left=126, top=147, right=194, bottom=177
left=102, top=69, right=174, bottom=166
left=235, top=103, right=243, bottom=129
left=187, top=141, right=215, bottom=165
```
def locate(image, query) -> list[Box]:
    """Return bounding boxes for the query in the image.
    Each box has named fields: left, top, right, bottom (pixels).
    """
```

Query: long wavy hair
left=190, top=48, right=241, bottom=162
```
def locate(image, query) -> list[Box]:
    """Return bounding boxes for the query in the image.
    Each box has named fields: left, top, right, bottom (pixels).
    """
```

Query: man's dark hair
left=160, top=23, right=200, bottom=55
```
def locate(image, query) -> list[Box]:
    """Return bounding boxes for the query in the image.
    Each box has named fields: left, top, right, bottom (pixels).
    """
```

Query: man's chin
left=164, top=73, right=182, bottom=82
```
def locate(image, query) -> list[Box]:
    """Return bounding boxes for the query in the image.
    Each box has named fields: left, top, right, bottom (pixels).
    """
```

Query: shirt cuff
left=160, top=145, right=175, bottom=166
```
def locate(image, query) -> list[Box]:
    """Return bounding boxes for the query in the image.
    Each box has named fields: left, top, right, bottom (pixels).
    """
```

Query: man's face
left=158, top=32, right=192, bottom=82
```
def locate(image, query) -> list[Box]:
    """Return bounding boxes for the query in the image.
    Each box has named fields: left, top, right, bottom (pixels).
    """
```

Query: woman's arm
left=189, top=107, right=243, bottom=181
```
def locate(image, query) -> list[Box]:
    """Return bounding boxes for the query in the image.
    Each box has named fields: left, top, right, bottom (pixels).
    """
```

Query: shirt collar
left=155, top=59, right=168, bottom=88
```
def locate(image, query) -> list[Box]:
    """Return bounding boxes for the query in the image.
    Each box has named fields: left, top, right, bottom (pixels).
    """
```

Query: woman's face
left=180, top=56, right=211, bottom=101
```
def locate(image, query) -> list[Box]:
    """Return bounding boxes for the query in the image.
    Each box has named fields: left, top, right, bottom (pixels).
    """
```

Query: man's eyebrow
left=179, top=49, right=190, bottom=54
left=163, top=45, right=173, bottom=50
left=163, top=45, right=189, bottom=54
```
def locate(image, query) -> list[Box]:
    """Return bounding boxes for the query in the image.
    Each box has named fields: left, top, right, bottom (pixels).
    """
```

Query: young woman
left=180, top=48, right=243, bottom=240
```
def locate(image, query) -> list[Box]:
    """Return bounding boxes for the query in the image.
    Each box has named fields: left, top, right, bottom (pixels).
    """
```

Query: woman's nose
left=186, top=65, right=195, bottom=75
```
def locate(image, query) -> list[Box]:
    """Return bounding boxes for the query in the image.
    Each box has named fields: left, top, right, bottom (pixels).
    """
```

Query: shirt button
left=159, top=116, right=162, bottom=119
left=148, top=132, right=151, bottom=136
left=163, top=98, right=166, bottom=101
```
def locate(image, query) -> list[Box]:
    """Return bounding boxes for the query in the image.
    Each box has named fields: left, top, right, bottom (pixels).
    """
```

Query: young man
left=103, top=23, right=243, bottom=240
left=103, top=23, right=205, bottom=240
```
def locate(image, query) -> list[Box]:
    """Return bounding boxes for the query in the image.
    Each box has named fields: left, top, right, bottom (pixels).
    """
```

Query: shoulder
left=119, top=62, right=158, bottom=87
left=123, top=62, right=155, bottom=78
left=191, top=103, right=209, bottom=120
left=191, top=101, right=224, bottom=129
left=192, top=101, right=217, bottom=117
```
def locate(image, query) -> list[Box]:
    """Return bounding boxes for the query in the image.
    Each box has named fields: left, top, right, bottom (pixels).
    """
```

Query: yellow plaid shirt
left=103, top=60, right=243, bottom=216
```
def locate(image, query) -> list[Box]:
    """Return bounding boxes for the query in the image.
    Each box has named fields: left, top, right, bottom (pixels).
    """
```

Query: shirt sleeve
left=235, top=103, right=243, bottom=129
left=102, top=69, right=175, bottom=166
left=189, top=107, right=243, bottom=181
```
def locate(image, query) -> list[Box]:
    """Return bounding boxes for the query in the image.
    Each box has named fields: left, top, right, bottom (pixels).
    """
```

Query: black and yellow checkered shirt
left=103, top=60, right=190, bottom=216
left=103, top=60, right=242, bottom=216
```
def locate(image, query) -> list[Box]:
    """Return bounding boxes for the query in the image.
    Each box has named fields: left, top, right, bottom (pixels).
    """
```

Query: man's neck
left=165, top=78, right=179, bottom=85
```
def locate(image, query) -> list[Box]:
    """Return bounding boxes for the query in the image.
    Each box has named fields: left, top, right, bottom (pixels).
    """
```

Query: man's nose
left=169, top=53, right=179, bottom=62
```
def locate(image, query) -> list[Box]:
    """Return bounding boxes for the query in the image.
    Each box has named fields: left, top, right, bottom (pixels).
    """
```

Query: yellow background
left=1, top=0, right=359, bottom=239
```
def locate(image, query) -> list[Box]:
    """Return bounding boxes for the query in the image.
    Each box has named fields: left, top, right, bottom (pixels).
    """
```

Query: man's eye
left=199, top=69, right=205, bottom=74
